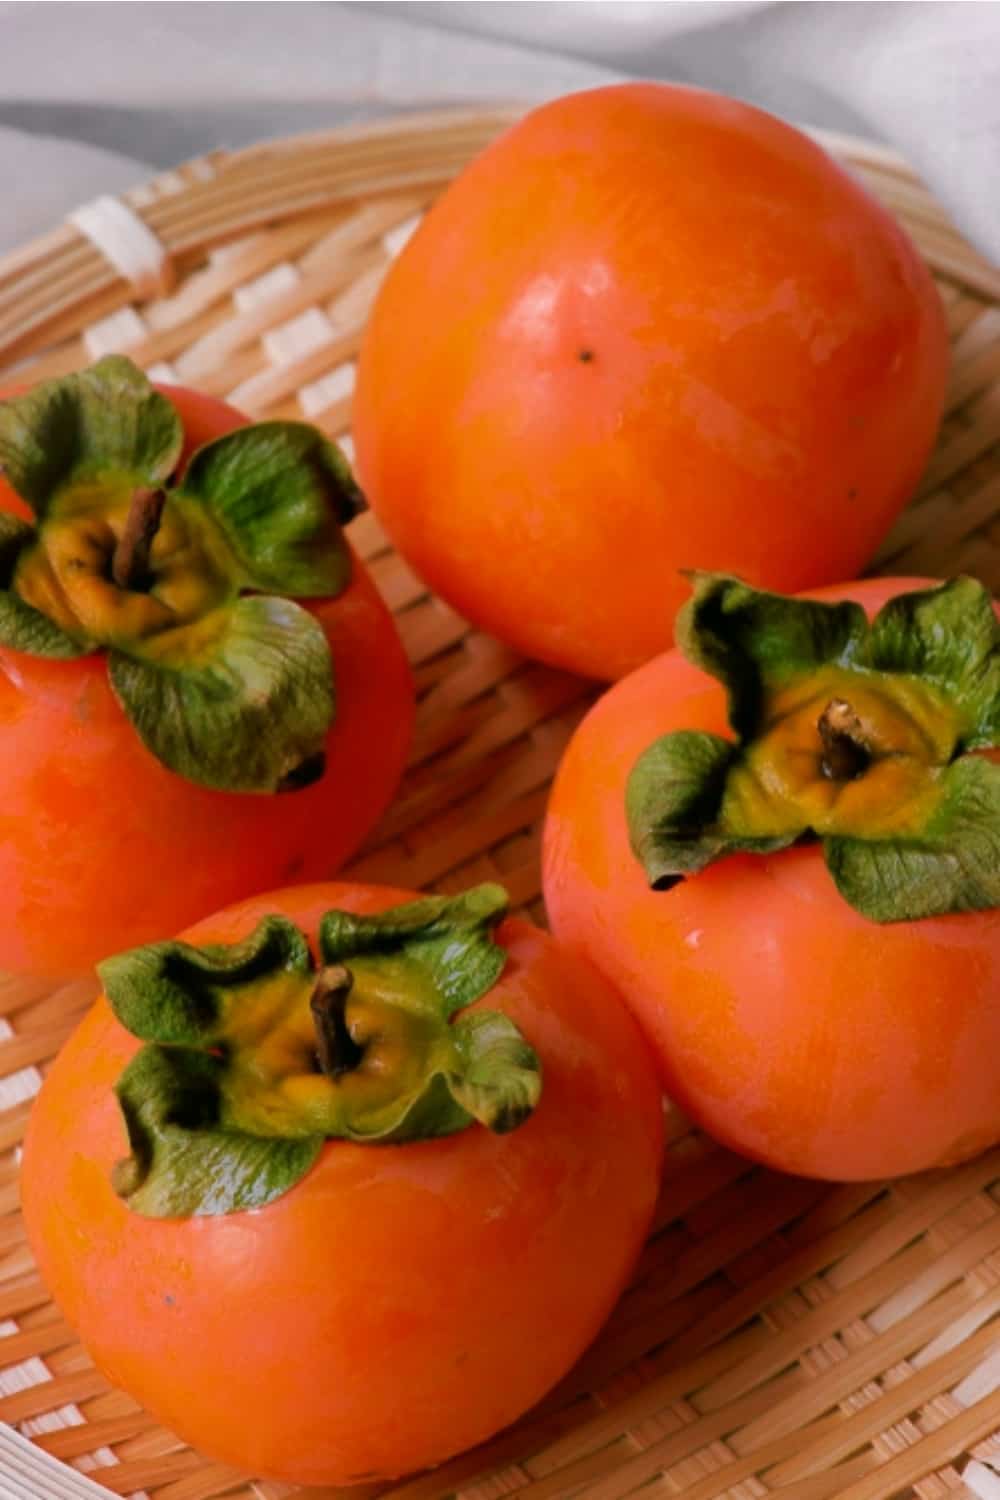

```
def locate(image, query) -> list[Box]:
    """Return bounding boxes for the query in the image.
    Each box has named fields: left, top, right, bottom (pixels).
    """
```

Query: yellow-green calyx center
left=219, top=957, right=469, bottom=1141
left=626, top=572, right=1000, bottom=923
left=0, top=354, right=361, bottom=792
left=99, top=886, right=542, bottom=1219
left=14, top=486, right=233, bottom=651
left=721, top=666, right=957, bottom=843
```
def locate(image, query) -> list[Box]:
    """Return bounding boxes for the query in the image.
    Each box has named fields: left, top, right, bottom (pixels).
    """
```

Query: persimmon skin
left=0, top=386, right=414, bottom=977
left=543, top=579, right=1000, bottom=1182
left=354, top=83, right=948, bottom=681
left=21, top=882, right=664, bottom=1486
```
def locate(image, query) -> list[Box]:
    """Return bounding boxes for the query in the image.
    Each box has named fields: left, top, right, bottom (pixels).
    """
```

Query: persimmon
left=21, top=881, right=664, bottom=1486
left=543, top=574, right=1000, bottom=1181
left=0, top=358, right=413, bottom=976
left=354, top=83, right=948, bottom=681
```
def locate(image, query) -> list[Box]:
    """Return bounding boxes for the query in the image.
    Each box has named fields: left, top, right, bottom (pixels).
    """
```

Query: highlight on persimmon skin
left=0, top=380, right=414, bottom=977
left=21, top=880, right=665, bottom=1487
left=354, top=82, right=949, bottom=681
left=543, top=578, right=1000, bottom=1183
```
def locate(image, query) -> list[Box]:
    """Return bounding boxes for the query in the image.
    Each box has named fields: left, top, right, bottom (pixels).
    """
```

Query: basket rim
left=6, top=98, right=997, bottom=374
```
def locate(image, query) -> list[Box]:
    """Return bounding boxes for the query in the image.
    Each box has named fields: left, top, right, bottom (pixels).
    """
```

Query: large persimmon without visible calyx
left=21, top=881, right=664, bottom=1486
left=354, top=83, right=948, bottom=680
left=0, top=359, right=413, bottom=976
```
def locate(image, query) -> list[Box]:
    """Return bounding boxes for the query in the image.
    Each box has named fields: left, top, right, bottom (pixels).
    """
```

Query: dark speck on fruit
left=164, top=1293, right=175, bottom=1307
left=578, top=349, right=595, bottom=363
left=277, top=751, right=327, bottom=795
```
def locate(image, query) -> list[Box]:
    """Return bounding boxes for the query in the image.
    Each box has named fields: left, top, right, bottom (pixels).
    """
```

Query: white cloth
left=0, top=1, right=997, bottom=259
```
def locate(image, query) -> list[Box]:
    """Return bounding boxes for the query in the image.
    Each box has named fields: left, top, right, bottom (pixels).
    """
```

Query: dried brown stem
left=818, top=698, right=871, bottom=782
left=310, top=965, right=364, bottom=1078
left=112, top=487, right=167, bottom=590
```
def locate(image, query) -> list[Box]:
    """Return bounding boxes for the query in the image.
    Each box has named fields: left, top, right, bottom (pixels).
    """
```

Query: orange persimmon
left=354, top=83, right=948, bottom=680
left=0, top=361, right=413, bottom=976
left=544, top=575, right=1000, bottom=1180
left=22, top=880, right=664, bottom=1486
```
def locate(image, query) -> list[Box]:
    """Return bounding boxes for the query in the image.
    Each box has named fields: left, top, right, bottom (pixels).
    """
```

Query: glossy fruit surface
left=354, top=83, right=948, bottom=680
left=21, top=881, right=664, bottom=1486
left=0, top=385, right=413, bottom=976
left=543, top=578, right=1000, bottom=1181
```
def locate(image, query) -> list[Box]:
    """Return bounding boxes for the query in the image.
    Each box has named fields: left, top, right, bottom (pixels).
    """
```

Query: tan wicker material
left=0, top=106, right=998, bottom=1500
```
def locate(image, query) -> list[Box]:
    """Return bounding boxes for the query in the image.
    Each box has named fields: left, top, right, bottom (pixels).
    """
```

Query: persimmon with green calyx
left=21, top=881, right=664, bottom=1486
left=0, top=358, right=413, bottom=977
left=543, top=574, right=1000, bottom=1181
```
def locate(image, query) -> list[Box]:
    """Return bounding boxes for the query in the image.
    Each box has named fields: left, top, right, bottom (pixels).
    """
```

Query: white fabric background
left=0, top=1, right=997, bottom=259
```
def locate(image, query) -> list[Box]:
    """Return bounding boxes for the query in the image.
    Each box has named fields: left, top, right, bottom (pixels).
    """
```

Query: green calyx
left=626, top=573, right=1000, bottom=923
left=99, top=884, right=541, bottom=1218
left=0, top=356, right=362, bottom=792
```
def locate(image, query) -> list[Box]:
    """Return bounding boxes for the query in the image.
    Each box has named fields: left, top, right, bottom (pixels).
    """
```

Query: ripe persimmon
left=544, top=575, right=1000, bottom=1180
left=354, top=83, right=948, bottom=680
left=22, top=881, right=663, bottom=1486
left=0, top=359, right=413, bottom=976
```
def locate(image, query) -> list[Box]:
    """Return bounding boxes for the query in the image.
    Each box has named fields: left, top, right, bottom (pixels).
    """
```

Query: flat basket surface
left=1, top=106, right=1000, bottom=1500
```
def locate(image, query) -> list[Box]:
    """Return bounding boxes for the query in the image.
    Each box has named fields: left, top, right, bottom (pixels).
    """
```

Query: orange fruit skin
left=353, top=83, right=948, bottom=682
left=0, top=385, right=414, bottom=977
left=21, top=881, right=664, bottom=1487
left=543, top=578, right=1000, bottom=1181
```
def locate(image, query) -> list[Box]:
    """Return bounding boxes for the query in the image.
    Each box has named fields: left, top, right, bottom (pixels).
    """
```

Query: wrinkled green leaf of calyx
left=335, top=1070, right=474, bottom=1145
left=626, top=729, right=797, bottom=887
left=677, top=572, right=869, bottom=739
left=334, top=1008, right=542, bottom=1145
left=179, top=422, right=358, bottom=598
left=114, top=1046, right=322, bottom=1218
left=99, top=915, right=312, bottom=1046
left=865, top=577, right=1000, bottom=749
left=824, top=755, right=1000, bottom=922
left=108, top=595, right=334, bottom=793
left=316, top=885, right=533, bottom=1140
left=0, top=513, right=33, bottom=572
left=0, top=356, right=182, bottom=518
left=449, top=1010, right=542, bottom=1133
left=0, top=513, right=88, bottom=658
left=319, top=883, right=510, bottom=1017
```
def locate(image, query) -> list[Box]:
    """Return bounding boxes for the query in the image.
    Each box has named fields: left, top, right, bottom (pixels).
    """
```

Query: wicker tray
left=1, top=106, right=999, bottom=1500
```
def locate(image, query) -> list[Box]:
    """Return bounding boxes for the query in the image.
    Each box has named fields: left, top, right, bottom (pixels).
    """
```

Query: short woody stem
left=310, top=966, right=365, bottom=1078
left=818, top=698, right=871, bottom=782
left=112, top=487, right=167, bottom=590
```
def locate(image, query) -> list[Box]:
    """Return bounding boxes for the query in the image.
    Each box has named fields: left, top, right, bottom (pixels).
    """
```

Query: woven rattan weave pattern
left=0, top=108, right=999, bottom=1500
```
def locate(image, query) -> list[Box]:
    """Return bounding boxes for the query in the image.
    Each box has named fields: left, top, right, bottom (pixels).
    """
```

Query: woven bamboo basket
left=0, top=105, right=999, bottom=1500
